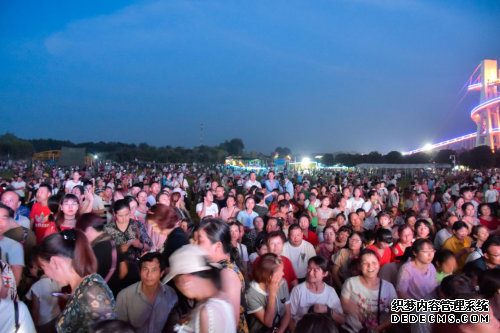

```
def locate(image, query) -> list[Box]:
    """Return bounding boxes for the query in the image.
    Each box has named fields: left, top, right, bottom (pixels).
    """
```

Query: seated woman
left=414, top=219, right=433, bottom=242
left=290, top=256, right=345, bottom=332
left=164, top=245, right=236, bottom=332
left=341, top=249, right=397, bottom=333
left=335, top=226, right=351, bottom=249
left=315, top=225, right=338, bottom=263
left=247, top=253, right=291, bottom=333
left=391, top=224, right=413, bottom=262
left=332, top=231, right=364, bottom=291
left=35, top=229, right=116, bottom=332
left=299, top=214, right=319, bottom=246
left=396, top=239, right=437, bottom=299
left=477, top=203, right=500, bottom=234
left=442, top=221, right=474, bottom=272
left=465, top=224, right=490, bottom=264
left=366, top=228, right=393, bottom=268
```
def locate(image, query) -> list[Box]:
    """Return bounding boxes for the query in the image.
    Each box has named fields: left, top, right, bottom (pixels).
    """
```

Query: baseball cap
left=162, top=245, right=215, bottom=284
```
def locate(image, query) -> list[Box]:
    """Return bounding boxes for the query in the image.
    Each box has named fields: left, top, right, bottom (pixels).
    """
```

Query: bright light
left=423, top=144, right=433, bottom=151
left=94, top=155, right=98, bottom=159
left=315, top=155, right=323, bottom=159
left=302, top=157, right=310, bottom=164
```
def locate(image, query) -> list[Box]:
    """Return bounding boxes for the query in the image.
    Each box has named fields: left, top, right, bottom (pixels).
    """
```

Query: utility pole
left=200, top=122, right=204, bottom=146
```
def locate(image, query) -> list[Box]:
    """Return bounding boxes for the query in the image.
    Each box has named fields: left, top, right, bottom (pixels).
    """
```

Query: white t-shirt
left=196, top=202, right=219, bottom=218
left=281, top=241, right=316, bottom=279
left=349, top=197, right=365, bottom=213
left=25, top=278, right=62, bottom=325
left=341, top=276, right=397, bottom=333
left=236, top=243, right=249, bottom=263
left=244, top=180, right=262, bottom=191
left=434, top=228, right=453, bottom=250
left=485, top=189, right=498, bottom=203
left=65, top=180, right=82, bottom=193
left=362, top=201, right=377, bottom=230
left=249, top=252, right=260, bottom=265
left=11, top=181, right=26, bottom=198
left=290, top=282, right=343, bottom=324
left=0, top=299, right=36, bottom=333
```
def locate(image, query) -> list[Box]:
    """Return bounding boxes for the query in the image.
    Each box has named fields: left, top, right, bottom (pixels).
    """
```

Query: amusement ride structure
left=403, top=59, right=500, bottom=155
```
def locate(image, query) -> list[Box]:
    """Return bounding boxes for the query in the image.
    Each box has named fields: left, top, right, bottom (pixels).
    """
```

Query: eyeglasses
left=420, top=250, right=436, bottom=254
left=349, top=238, right=362, bottom=243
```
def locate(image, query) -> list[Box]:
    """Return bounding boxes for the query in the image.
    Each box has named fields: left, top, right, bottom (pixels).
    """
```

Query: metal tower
left=200, top=122, right=203, bottom=146
left=473, top=59, right=500, bottom=151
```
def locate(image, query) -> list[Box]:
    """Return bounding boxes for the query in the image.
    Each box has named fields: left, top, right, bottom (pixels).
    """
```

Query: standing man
left=0, top=203, right=24, bottom=286
left=148, top=182, right=161, bottom=206
left=281, top=224, right=316, bottom=283
left=245, top=172, right=262, bottom=191
left=29, top=183, right=52, bottom=243
left=11, top=176, right=26, bottom=205
left=1, top=191, right=30, bottom=230
left=265, top=171, right=282, bottom=204
left=117, top=253, right=178, bottom=333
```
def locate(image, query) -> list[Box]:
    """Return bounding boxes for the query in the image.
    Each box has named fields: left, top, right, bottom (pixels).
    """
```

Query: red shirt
left=303, top=231, right=319, bottom=247
left=253, top=255, right=297, bottom=291
left=479, top=216, right=499, bottom=231
left=30, top=202, right=52, bottom=244
left=366, top=244, right=392, bottom=267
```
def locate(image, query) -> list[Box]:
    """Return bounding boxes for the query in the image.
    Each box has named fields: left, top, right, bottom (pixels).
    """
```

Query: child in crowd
left=433, top=249, right=457, bottom=284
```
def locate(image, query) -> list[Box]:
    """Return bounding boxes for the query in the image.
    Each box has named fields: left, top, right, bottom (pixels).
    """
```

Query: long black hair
left=199, top=218, right=249, bottom=289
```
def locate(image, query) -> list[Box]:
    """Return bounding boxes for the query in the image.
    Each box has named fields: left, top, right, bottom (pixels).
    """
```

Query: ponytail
left=36, top=229, right=97, bottom=277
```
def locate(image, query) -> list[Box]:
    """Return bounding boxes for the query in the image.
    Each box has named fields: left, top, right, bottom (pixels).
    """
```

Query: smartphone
left=471, top=241, right=477, bottom=248
left=52, top=293, right=69, bottom=297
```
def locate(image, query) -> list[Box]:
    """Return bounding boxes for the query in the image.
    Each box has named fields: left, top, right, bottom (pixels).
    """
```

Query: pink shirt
left=396, top=258, right=437, bottom=300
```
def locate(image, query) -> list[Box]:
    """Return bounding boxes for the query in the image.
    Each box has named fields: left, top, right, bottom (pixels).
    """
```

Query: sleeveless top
left=218, top=259, right=249, bottom=333
left=174, top=298, right=236, bottom=333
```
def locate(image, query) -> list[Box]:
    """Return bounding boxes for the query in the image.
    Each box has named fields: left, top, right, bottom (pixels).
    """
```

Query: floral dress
left=218, top=259, right=249, bottom=333
left=57, top=274, right=116, bottom=333
left=104, top=218, right=153, bottom=261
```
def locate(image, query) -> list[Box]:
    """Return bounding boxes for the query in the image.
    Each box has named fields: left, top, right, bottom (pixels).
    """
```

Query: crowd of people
left=1, top=160, right=500, bottom=333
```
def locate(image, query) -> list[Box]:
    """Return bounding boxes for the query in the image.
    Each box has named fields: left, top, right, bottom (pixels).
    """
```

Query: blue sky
left=1, top=0, right=499, bottom=155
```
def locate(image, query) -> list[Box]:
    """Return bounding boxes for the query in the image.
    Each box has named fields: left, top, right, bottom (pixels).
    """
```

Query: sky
left=1, top=0, right=500, bottom=155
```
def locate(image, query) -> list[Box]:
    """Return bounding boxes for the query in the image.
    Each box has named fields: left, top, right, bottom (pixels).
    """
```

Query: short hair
left=482, top=234, right=500, bottom=255
left=278, top=199, right=289, bottom=208
left=113, top=199, right=130, bottom=214
left=298, top=213, right=310, bottom=224
left=452, top=221, right=468, bottom=232
left=440, top=274, right=475, bottom=298
left=412, top=238, right=433, bottom=254
left=295, top=314, right=339, bottom=333
left=288, top=224, right=302, bottom=236
left=387, top=184, right=396, bottom=192
left=337, top=225, right=351, bottom=235
left=308, top=256, right=329, bottom=273
left=359, top=248, right=379, bottom=262
left=131, top=183, right=143, bottom=189
left=0, top=202, right=14, bottom=218
left=459, top=186, right=471, bottom=195
left=146, top=204, right=180, bottom=230
left=433, top=249, right=456, bottom=266
left=367, top=190, right=377, bottom=199
left=267, top=231, right=286, bottom=245
left=478, top=268, right=500, bottom=298
left=253, top=192, right=264, bottom=204
left=253, top=253, right=282, bottom=283
left=38, top=183, right=53, bottom=194
left=462, top=261, right=482, bottom=282
left=139, top=252, right=166, bottom=272
left=375, top=228, right=393, bottom=244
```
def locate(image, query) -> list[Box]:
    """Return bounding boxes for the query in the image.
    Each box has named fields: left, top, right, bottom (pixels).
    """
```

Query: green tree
left=322, top=153, right=335, bottom=166
left=385, top=151, right=403, bottom=164
left=433, top=149, right=457, bottom=164
left=275, top=147, right=292, bottom=157
left=468, top=146, right=494, bottom=169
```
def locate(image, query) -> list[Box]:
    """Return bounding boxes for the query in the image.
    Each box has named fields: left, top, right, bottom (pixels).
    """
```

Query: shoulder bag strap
left=133, top=218, right=141, bottom=240
left=377, top=280, right=383, bottom=326
left=104, top=240, right=118, bottom=283
left=14, top=301, right=20, bottom=332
